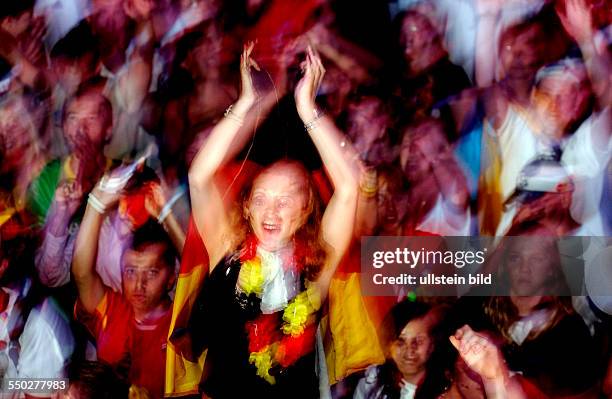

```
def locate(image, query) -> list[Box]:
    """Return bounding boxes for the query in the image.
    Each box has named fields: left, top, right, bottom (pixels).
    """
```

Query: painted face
left=246, top=165, right=309, bottom=252
left=506, top=238, right=557, bottom=296
left=390, top=317, right=434, bottom=380
left=122, top=243, right=173, bottom=316
left=63, top=94, right=110, bottom=156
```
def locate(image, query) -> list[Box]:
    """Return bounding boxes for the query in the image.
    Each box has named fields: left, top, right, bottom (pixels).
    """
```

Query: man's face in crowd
left=122, top=243, right=174, bottom=316
left=63, top=94, right=110, bottom=156
left=533, top=73, right=591, bottom=139
left=499, top=25, right=543, bottom=81
left=401, top=13, right=444, bottom=75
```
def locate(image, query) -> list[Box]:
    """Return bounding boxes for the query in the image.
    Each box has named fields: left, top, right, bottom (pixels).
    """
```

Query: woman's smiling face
left=390, top=316, right=434, bottom=380
left=246, top=163, right=310, bottom=251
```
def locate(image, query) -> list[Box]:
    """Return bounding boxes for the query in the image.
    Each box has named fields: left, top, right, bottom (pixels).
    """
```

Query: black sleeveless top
left=188, top=255, right=320, bottom=399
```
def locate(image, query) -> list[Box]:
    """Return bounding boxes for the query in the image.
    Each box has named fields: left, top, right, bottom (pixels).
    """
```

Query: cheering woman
left=187, top=43, right=359, bottom=398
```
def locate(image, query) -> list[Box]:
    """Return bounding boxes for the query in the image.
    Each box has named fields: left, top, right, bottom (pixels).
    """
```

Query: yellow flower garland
left=238, top=258, right=265, bottom=296
left=249, top=346, right=276, bottom=385
left=281, top=291, right=314, bottom=336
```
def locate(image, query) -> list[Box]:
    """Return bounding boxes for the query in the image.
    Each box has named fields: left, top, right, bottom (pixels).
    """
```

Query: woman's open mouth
left=262, top=222, right=281, bottom=233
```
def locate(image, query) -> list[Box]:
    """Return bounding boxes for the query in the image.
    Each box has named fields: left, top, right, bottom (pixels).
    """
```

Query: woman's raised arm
left=188, top=43, right=261, bottom=270
left=294, top=47, right=360, bottom=296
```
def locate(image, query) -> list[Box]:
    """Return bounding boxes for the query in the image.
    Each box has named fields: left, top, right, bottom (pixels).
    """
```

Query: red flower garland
left=246, top=314, right=281, bottom=353
left=275, top=323, right=317, bottom=368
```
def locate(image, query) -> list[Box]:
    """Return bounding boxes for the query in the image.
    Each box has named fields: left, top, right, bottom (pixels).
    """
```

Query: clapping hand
left=239, top=42, right=261, bottom=106
left=295, top=46, right=326, bottom=122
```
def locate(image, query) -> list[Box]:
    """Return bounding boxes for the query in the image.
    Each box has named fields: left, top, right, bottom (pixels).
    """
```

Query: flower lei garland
left=237, top=234, right=320, bottom=385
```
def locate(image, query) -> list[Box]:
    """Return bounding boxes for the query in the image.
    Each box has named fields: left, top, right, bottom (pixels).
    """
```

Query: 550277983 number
left=2, top=378, right=68, bottom=393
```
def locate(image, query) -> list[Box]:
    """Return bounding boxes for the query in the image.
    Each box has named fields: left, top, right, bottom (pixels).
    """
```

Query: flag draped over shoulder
left=323, top=266, right=387, bottom=383
left=311, top=172, right=387, bottom=384
left=165, top=216, right=208, bottom=397
left=478, top=120, right=504, bottom=235
left=165, top=162, right=260, bottom=397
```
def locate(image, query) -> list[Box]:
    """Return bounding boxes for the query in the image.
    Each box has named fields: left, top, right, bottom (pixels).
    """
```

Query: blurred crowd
left=0, top=0, right=610, bottom=398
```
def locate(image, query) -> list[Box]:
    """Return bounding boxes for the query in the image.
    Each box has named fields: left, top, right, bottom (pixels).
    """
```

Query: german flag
left=165, top=162, right=260, bottom=397
left=165, top=216, right=209, bottom=397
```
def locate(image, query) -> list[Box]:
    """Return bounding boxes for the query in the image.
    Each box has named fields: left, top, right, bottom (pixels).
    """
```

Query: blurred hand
left=239, top=42, right=261, bottom=106
left=144, top=183, right=166, bottom=219
left=557, top=0, right=594, bottom=44
left=450, top=325, right=507, bottom=381
left=20, top=16, right=46, bottom=65
left=295, top=46, right=326, bottom=121
left=47, top=180, right=85, bottom=235
left=512, top=191, right=572, bottom=228
left=53, top=180, right=85, bottom=217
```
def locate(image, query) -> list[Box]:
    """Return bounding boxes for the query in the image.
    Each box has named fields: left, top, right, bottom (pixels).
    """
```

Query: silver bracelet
left=224, top=104, right=244, bottom=126
left=87, top=193, right=106, bottom=214
left=304, top=109, right=325, bottom=132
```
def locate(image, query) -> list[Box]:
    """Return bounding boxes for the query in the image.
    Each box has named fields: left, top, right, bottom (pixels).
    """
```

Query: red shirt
left=76, top=290, right=171, bottom=398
